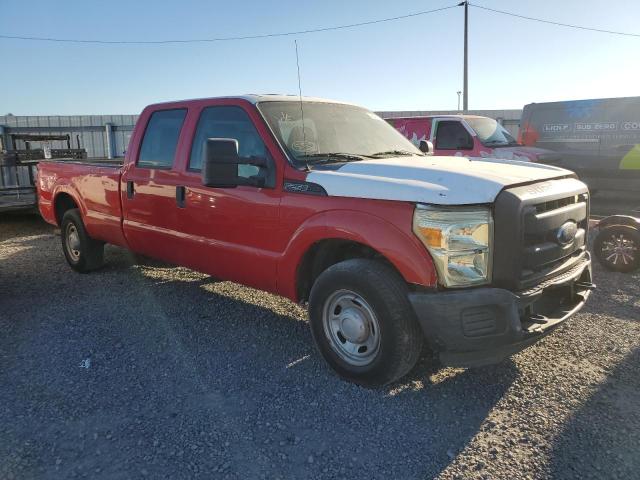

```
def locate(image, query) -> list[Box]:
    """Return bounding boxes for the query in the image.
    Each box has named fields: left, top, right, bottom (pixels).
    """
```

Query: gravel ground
left=1, top=213, right=638, bottom=480
left=590, top=191, right=640, bottom=218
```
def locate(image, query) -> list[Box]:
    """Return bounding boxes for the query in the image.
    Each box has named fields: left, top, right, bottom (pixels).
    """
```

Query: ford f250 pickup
left=37, top=95, right=595, bottom=386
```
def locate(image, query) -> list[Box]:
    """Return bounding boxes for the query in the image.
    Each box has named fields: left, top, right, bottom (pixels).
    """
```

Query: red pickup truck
left=38, top=95, right=594, bottom=386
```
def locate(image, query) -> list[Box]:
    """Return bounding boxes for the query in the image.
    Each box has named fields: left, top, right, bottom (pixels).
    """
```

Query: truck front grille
left=533, top=194, right=580, bottom=214
left=493, top=177, right=590, bottom=291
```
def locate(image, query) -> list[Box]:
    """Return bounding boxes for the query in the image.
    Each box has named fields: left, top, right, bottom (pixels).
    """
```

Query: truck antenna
left=294, top=40, right=308, bottom=170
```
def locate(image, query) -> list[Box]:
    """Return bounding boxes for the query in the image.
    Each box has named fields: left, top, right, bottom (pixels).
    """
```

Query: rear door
left=121, top=107, right=188, bottom=264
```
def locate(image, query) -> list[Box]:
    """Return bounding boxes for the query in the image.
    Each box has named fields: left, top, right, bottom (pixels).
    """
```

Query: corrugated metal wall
left=0, top=164, right=33, bottom=189
left=377, top=109, right=523, bottom=137
left=0, top=114, right=138, bottom=159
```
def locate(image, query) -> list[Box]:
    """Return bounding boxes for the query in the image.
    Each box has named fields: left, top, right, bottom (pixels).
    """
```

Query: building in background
left=0, top=114, right=138, bottom=160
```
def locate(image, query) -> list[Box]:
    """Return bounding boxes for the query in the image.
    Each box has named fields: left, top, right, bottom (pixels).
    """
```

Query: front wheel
left=308, top=259, right=424, bottom=387
left=61, top=209, right=104, bottom=273
left=594, top=225, right=640, bottom=273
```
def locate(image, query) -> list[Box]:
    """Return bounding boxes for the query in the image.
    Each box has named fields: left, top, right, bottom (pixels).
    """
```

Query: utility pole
left=459, top=1, right=469, bottom=112
left=457, top=91, right=462, bottom=111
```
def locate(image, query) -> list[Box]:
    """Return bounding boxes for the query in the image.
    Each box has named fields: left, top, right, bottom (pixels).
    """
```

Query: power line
left=471, top=3, right=640, bottom=38
left=0, top=4, right=458, bottom=44
left=2, top=3, right=637, bottom=45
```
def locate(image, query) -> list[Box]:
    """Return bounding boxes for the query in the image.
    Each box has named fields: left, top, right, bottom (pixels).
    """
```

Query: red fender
left=277, top=209, right=437, bottom=301
left=41, top=184, right=87, bottom=227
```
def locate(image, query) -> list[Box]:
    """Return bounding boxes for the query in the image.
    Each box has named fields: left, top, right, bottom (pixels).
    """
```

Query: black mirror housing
left=419, top=140, right=434, bottom=155
left=202, top=138, right=240, bottom=188
left=202, top=138, right=267, bottom=188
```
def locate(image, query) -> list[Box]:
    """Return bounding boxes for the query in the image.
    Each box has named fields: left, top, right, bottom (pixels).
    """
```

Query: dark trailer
left=519, top=96, right=640, bottom=193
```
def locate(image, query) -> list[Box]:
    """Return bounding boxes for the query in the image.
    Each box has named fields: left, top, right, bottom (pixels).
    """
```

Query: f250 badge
left=557, top=221, right=578, bottom=245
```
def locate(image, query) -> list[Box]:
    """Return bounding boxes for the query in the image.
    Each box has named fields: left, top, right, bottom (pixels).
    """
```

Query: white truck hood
left=306, top=156, right=575, bottom=205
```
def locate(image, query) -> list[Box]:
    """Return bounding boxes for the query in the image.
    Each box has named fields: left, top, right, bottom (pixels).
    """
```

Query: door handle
left=126, top=180, right=135, bottom=199
left=176, top=185, right=186, bottom=208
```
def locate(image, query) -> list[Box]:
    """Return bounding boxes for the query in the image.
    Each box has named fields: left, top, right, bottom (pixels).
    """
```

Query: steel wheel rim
left=65, top=223, right=81, bottom=262
left=601, top=233, right=636, bottom=266
left=322, top=289, right=381, bottom=367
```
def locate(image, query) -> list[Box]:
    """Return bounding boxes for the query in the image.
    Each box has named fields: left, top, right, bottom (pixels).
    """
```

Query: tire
left=308, top=258, right=424, bottom=387
left=594, top=225, right=640, bottom=273
left=60, top=208, right=104, bottom=273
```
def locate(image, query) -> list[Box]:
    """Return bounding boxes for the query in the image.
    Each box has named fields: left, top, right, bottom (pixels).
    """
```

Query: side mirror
left=202, top=138, right=267, bottom=188
left=419, top=140, right=434, bottom=155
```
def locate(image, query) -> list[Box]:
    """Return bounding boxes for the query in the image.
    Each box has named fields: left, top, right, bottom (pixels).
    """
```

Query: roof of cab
left=146, top=94, right=358, bottom=109
left=391, top=114, right=488, bottom=120
left=240, top=94, right=356, bottom=105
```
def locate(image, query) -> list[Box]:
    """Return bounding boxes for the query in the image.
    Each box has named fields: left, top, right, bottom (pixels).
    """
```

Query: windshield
left=257, top=101, right=423, bottom=164
left=465, top=117, right=518, bottom=147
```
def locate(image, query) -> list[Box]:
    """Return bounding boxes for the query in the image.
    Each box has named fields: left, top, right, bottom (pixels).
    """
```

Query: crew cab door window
left=189, top=106, right=269, bottom=181
left=435, top=121, right=474, bottom=150
left=138, top=109, right=187, bottom=168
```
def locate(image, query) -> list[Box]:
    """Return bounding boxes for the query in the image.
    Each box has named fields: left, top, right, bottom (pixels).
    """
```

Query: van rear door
left=388, top=117, right=432, bottom=148
left=519, top=98, right=640, bottom=192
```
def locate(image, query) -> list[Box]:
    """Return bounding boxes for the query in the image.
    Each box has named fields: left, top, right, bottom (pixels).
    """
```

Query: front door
left=176, top=104, right=282, bottom=292
left=431, top=119, right=476, bottom=157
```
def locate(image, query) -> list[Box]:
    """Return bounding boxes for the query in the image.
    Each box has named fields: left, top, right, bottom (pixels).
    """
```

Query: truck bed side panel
left=37, top=161, right=127, bottom=247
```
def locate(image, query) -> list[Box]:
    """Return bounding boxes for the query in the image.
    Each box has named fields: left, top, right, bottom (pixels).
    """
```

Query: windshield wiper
left=298, top=152, right=365, bottom=164
left=366, top=150, right=423, bottom=157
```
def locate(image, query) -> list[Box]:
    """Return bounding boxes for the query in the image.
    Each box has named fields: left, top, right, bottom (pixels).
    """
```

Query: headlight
left=413, top=205, right=493, bottom=287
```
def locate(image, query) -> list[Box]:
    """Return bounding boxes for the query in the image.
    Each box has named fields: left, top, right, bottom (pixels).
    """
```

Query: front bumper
left=409, top=254, right=594, bottom=367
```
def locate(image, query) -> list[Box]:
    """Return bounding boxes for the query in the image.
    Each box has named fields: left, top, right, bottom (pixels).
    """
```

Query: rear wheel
left=594, top=225, right=640, bottom=272
left=308, top=259, right=424, bottom=387
left=61, top=209, right=104, bottom=273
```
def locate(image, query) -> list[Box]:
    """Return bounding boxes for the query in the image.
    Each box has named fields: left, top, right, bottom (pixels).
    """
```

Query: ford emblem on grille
left=557, top=221, right=578, bottom=245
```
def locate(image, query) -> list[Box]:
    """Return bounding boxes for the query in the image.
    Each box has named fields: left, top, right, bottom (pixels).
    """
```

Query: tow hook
left=575, top=281, right=597, bottom=291
left=528, top=313, right=549, bottom=325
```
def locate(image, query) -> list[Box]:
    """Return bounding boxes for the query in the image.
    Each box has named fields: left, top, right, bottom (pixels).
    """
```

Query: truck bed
left=0, top=187, right=37, bottom=213
left=1, top=158, right=37, bottom=212
left=37, top=160, right=126, bottom=247
left=1, top=157, right=123, bottom=213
